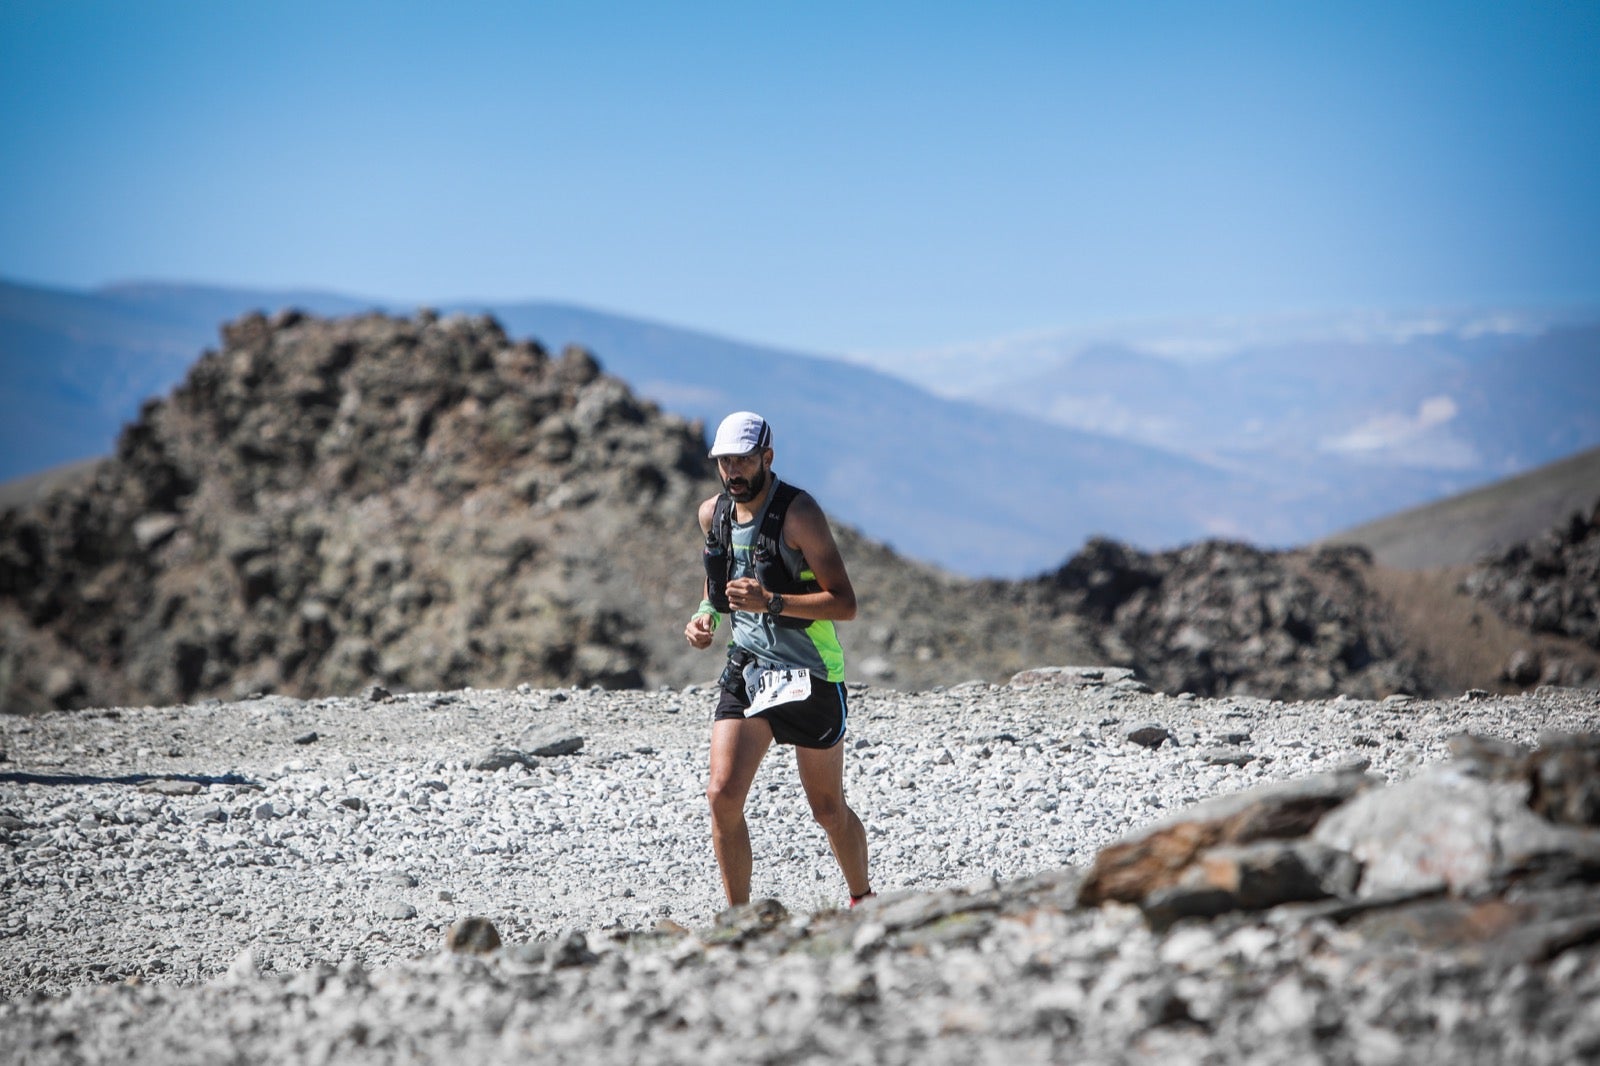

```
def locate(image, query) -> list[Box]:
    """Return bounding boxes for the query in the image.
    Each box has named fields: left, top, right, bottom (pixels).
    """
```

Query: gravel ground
left=5, top=677, right=1597, bottom=995
left=2, top=676, right=1598, bottom=1063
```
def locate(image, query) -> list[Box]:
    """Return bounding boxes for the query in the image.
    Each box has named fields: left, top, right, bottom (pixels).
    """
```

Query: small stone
left=1201, top=747, right=1256, bottom=767
left=714, top=898, right=790, bottom=934
left=226, top=948, right=260, bottom=983
left=445, top=917, right=501, bottom=954
left=1505, top=650, right=1542, bottom=686
left=336, top=954, right=369, bottom=986
left=361, top=684, right=392, bottom=702
left=292, top=732, right=319, bottom=745
left=387, top=903, right=417, bottom=921
left=1526, top=733, right=1600, bottom=827
left=473, top=747, right=538, bottom=772
left=1126, top=723, right=1172, bottom=750
left=517, top=725, right=584, bottom=758
left=252, top=801, right=283, bottom=820
left=139, top=779, right=203, bottom=796
left=546, top=930, right=598, bottom=968
left=1010, top=665, right=1138, bottom=689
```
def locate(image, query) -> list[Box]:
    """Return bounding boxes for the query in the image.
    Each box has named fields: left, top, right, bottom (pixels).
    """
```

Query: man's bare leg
left=706, top=717, right=773, bottom=906
left=795, top=740, right=871, bottom=898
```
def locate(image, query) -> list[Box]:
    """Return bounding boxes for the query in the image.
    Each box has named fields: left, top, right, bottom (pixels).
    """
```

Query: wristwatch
left=766, top=592, right=785, bottom=616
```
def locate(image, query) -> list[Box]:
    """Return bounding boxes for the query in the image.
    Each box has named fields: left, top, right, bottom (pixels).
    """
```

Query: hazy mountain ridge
left=865, top=309, right=1600, bottom=545
left=2, top=278, right=1257, bottom=576
left=857, top=307, right=1600, bottom=394
left=993, top=327, right=1597, bottom=468
left=11, top=279, right=1600, bottom=575
left=0, top=278, right=374, bottom=488
left=1324, top=445, right=1600, bottom=570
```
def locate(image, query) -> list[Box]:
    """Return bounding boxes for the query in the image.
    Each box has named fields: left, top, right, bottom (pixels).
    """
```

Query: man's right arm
left=685, top=495, right=722, bottom=649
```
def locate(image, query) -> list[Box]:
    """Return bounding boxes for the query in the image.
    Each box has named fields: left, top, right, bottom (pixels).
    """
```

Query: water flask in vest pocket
left=703, top=530, right=731, bottom=612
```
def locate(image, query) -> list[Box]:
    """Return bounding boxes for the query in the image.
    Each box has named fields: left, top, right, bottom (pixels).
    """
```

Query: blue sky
left=2, top=1, right=1597, bottom=354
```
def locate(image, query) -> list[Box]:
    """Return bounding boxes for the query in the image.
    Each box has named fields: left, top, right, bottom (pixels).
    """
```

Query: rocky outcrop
left=1023, top=538, right=1430, bottom=700
left=0, top=310, right=710, bottom=711
left=1462, top=498, right=1600, bottom=685
left=0, top=308, right=1115, bottom=713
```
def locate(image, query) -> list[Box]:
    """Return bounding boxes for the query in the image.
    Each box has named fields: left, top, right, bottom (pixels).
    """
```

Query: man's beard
left=723, top=465, right=768, bottom=503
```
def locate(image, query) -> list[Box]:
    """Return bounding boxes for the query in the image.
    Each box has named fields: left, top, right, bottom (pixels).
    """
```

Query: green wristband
left=696, top=600, right=721, bottom=630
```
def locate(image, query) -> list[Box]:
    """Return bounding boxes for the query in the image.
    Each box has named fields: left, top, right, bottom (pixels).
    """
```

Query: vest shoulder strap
left=757, top=481, right=803, bottom=549
left=712, top=493, right=735, bottom=546
left=711, top=480, right=801, bottom=550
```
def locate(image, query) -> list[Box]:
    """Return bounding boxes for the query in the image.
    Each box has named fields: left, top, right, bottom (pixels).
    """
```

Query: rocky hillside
left=1003, top=539, right=1431, bottom=702
left=0, top=310, right=715, bottom=711
left=1, top=309, right=1595, bottom=714
left=1462, top=498, right=1600, bottom=673
left=1323, top=444, right=1600, bottom=570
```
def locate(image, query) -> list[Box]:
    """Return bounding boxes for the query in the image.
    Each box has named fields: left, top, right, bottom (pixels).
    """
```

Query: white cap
left=709, top=411, right=773, bottom=457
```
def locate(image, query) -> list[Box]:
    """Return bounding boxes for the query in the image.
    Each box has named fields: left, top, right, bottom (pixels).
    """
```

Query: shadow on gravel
left=0, top=771, right=259, bottom=788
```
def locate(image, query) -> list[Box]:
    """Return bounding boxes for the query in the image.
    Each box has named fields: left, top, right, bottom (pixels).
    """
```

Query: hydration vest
left=703, top=480, right=820, bottom=631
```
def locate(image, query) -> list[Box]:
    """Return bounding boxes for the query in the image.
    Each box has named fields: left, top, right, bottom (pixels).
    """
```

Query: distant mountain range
left=851, top=308, right=1600, bottom=545
left=4, top=277, right=1598, bottom=576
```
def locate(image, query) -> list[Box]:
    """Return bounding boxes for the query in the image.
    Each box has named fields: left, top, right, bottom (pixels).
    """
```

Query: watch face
left=768, top=593, right=784, bottom=615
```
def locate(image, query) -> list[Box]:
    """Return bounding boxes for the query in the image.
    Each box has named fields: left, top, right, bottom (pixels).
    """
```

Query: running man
left=684, top=411, right=874, bottom=909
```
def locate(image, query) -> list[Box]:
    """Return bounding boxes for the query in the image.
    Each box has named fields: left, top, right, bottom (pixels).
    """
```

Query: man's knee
left=808, top=796, right=849, bottom=834
left=706, top=781, right=747, bottom=824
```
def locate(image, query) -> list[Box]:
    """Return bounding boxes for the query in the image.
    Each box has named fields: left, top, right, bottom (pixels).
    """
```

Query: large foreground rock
left=1077, top=768, right=1376, bottom=908
left=1078, top=729, right=1600, bottom=951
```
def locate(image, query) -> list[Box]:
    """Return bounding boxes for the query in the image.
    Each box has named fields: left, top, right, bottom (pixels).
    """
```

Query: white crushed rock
left=2, top=678, right=1598, bottom=1062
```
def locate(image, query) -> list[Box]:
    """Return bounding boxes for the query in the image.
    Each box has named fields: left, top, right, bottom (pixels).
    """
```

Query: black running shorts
left=714, top=672, right=849, bottom=749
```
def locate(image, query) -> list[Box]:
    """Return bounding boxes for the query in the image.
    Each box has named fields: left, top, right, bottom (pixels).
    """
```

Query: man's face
left=717, top=449, right=771, bottom=502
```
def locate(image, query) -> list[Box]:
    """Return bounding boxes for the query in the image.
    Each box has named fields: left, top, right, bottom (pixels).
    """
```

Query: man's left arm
left=775, top=493, right=856, bottom=622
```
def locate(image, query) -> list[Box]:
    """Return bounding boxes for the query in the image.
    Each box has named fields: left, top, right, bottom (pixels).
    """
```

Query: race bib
left=746, top=667, right=812, bottom=716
